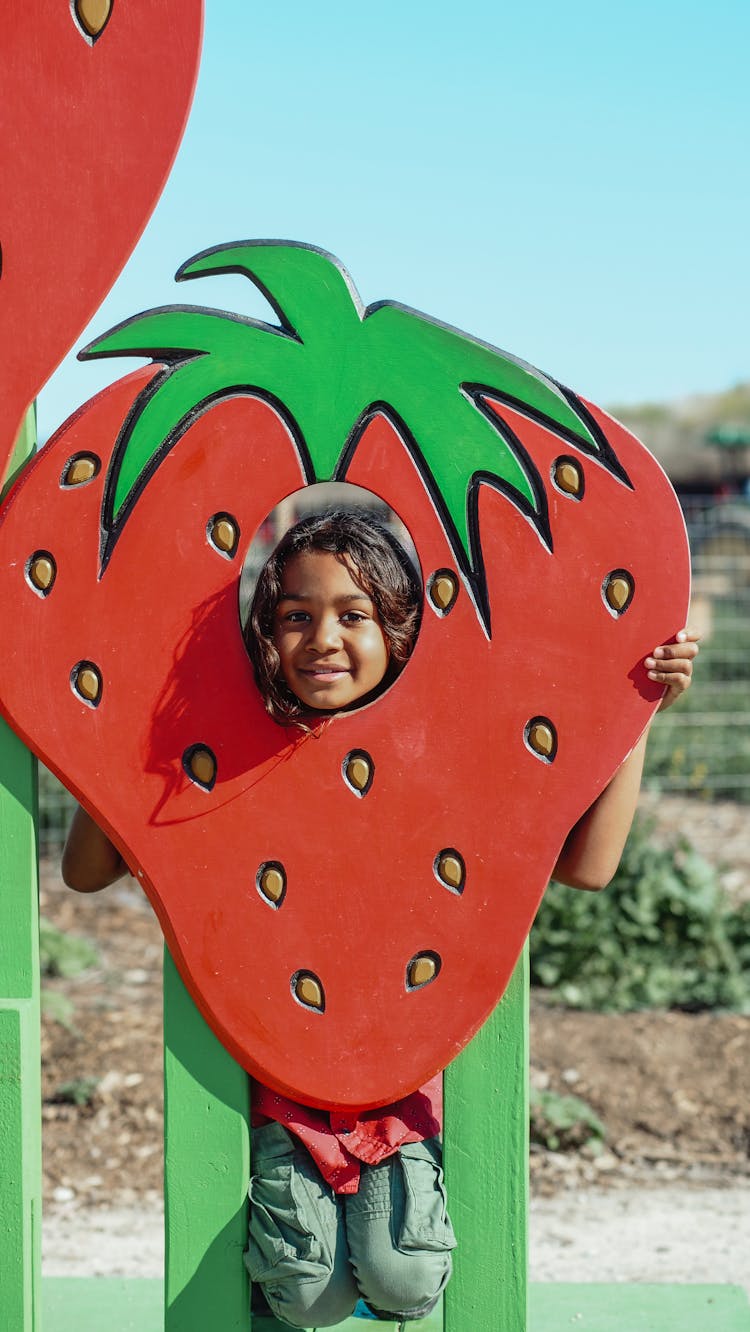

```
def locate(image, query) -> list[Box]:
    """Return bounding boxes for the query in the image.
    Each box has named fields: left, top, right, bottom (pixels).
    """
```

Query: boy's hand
left=644, top=629, right=701, bottom=712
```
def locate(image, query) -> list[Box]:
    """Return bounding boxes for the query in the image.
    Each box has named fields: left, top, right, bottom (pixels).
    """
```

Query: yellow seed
left=64, top=456, right=98, bottom=486
left=554, top=460, right=583, bottom=496
left=29, top=555, right=56, bottom=592
left=437, top=853, right=464, bottom=891
left=346, top=755, right=371, bottom=792
left=528, top=722, right=555, bottom=758
left=75, top=0, right=111, bottom=37
left=408, top=955, right=437, bottom=989
left=295, top=974, right=323, bottom=1009
left=429, top=572, right=458, bottom=613
left=259, top=867, right=285, bottom=903
left=605, top=575, right=633, bottom=613
left=190, top=748, right=216, bottom=787
left=211, top=517, right=238, bottom=555
left=76, top=666, right=101, bottom=703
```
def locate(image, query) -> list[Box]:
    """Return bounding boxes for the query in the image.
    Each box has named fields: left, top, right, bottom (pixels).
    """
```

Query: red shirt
left=251, top=1076, right=443, bottom=1194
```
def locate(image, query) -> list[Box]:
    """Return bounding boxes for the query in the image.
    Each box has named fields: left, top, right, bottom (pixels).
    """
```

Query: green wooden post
left=444, top=951, right=529, bottom=1331
left=163, top=943, right=527, bottom=1332
left=163, top=947, right=251, bottom=1330
left=0, top=406, right=41, bottom=1332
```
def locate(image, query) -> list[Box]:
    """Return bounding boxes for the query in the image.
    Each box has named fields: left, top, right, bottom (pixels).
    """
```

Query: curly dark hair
left=246, top=508, right=422, bottom=726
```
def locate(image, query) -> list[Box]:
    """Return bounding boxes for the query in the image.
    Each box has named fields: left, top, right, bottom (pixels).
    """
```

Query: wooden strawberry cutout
left=0, top=0, right=202, bottom=479
left=0, top=243, right=690, bottom=1108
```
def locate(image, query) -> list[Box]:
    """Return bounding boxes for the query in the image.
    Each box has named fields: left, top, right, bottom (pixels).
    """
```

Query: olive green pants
left=245, top=1123, right=455, bottom=1328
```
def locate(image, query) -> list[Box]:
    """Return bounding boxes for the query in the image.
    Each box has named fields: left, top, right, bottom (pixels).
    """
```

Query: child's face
left=273, top=549, right=390, bottom=712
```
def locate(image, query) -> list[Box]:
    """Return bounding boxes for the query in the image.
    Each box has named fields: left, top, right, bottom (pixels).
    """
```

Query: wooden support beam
left=0, top=408, right=40, bottom=1332
left=163, top=948, right=251, bottom=1330
left=445, top=951, right=528, bottom=1331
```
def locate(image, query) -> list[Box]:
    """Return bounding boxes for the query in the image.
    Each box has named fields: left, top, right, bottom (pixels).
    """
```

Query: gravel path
left=43, top=1185, right=750, bottom=1295
left=529, top=1183, right=750, bottom=1293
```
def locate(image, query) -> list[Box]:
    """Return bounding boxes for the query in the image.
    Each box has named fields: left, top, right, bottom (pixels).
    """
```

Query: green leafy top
left=83, top=241, right=624, bottom=628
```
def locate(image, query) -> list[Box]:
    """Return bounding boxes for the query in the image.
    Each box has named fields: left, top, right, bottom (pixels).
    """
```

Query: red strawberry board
left=0, top=243, right=691, bottom=1109
left=0, top=0, right=203, bottom=480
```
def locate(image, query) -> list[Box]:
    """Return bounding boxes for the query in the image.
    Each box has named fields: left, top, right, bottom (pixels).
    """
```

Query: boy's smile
left=273, top=550, right=390, bottom=712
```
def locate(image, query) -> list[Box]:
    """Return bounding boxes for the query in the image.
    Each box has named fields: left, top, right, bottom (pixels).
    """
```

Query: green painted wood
left=529, top=1283, right=750, bottom=1330
left=162, top=949, right=526, bottom=1332
left=163, top=947, right=251, bottom=1331
left=91, top=243, right=599, bottom=548
left=0, top=719, right=39, bottom=999
left=444, top=951, right=528, bottom=1332
left=42, top=1279, right=163, bottom=1328
left=162, top=947, right=445, bottom=1332
left=42, top=1279, right=748, bottom=1332
left=0, top=408, right=40, bottom=1332
left=2, top=401, right=36, bottom=498
left=41, top=1279, right=445, bottom=1332
left=0, top=1005, right=41, bottom=1332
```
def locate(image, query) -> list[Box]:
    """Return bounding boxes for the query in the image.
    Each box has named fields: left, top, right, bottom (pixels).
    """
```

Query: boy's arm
left=552, top=629, right=700, bottom=891
left=62, top=805, right=129, bottom=893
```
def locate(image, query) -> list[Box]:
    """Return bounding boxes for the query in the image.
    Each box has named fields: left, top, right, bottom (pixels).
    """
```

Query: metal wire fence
left=643, top=492, right=750, bottom=801
left=36, top=493, right=750, bottom=858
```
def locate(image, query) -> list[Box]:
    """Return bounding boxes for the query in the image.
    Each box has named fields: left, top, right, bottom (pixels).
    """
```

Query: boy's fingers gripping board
left=0, top=242, right=690, bottom=1110
left=0, top=0, right=203, bottom=483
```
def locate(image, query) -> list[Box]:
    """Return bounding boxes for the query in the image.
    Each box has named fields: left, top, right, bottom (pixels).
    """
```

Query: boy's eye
left=342, top=611, right=368, bottom=623
left=283, top=610, right=310, bottom=623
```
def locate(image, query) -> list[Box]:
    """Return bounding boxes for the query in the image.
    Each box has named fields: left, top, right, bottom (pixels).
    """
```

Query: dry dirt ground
left=39, top=795, right=750, bottom=1288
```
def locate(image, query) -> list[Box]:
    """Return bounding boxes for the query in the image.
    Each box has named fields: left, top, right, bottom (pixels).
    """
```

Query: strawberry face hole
left=240, top=483, right=422, bottom=722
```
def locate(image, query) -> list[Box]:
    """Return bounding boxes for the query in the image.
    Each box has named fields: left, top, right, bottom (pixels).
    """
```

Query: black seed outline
left=290, top=969, right=326, bottom=1013
left=256, top=860, right=287, bottom=910
left=427, top=568, right=460, bottom=617
left=60, top=453, right=101, bottom=489
left=433, top=848, right=465, bottom=895
left=70, top=660, right=102, bottom=709
left=602, top=569, right=635, bottom=618
left=182, top=743, right=217, bottom=792
left=405, top=951, right=442, bottom=992
left=551, top=455, right=585, bottom=501
left=25, top=551, right=57, bottom=598
left=207, top=511, right=240, bottom=559
left=524, top=716, right=558, bottom=764
left=342, top=749, right=374, bottom=798
left=71, top=0, right=113, bottom=44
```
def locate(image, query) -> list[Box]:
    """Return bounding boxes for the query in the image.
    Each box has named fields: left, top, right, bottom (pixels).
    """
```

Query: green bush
left=529, top=1088, right=605, bottom=1153
left=40, top=988, right=77, bottom=1031
left=40, top=918, right=99, bottom=978
left=530, top=814, right=750, bottom=1012
left=51, top=1077, right=100, bottom=1107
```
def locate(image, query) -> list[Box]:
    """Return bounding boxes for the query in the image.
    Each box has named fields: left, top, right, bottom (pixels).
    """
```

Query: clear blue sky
left=39, top=0, right=750, bottom=441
